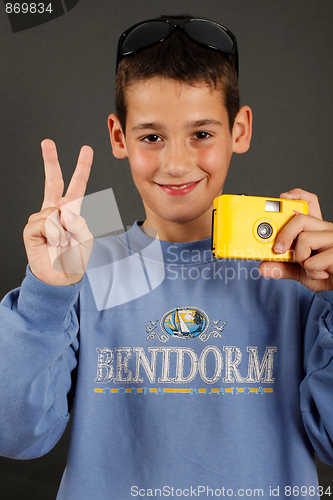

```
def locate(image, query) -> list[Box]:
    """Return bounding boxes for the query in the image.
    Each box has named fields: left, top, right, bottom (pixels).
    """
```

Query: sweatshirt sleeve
left=0, top=267, right=82, bottom=460
left=300, top=290, right=333, bottom=466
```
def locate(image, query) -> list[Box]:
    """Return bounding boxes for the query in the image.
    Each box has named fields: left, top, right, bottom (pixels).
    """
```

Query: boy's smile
left=109, top=77, right=252, bottom=242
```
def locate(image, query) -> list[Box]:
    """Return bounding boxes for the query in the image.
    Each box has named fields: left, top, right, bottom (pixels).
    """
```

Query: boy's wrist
left=16, top=265, right=82, bottom=331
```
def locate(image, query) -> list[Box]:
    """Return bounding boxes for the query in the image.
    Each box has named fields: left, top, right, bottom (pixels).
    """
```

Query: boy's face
left=109, top=77, right=252, bottom=241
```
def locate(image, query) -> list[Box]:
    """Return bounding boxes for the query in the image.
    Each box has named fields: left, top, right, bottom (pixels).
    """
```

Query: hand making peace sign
left=23, top=139, right=94, bottom=286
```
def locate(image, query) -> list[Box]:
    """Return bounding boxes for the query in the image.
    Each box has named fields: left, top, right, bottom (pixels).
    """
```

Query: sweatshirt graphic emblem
left=145, top=307, right=226, bottom=343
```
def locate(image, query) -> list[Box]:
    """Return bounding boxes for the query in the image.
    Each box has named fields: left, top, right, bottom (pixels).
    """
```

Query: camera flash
left=265, top=200, right=280, bottom=212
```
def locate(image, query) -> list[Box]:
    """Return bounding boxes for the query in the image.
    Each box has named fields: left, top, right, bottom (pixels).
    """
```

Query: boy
left=1, top=15, right=333, bottom=500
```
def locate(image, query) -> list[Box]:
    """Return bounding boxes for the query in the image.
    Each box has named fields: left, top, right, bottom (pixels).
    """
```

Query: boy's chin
left=165, top=213, right=205, bottom=225
left=144, top=202, right=214, bottom=228
left=157, top=213, right=212, bottom=228
left=169, top=207, right=212, bottom=222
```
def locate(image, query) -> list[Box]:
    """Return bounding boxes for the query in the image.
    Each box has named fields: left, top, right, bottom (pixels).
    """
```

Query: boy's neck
left=141, top=210, right=212, bottom=243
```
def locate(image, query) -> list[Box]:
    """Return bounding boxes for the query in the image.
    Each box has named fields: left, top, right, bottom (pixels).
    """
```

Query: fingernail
left=274, top=242, right=284, bottom=253
left=61, top=238, right=70, bottom=247
left=47, top=239, right=59, bottom=247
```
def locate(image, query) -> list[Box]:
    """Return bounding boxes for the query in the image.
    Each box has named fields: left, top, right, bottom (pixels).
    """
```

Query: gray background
left=0, top=0, right=333, bottom=497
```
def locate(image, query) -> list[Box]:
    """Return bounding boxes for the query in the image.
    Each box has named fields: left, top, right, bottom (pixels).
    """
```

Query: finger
left=41, top=139, right=65, bottom=209
left=24, top=216, right=68, bottom=248
left=47, top=209, right=93, bottom=275
left=28, top=206, right=59, bottom=222
left=60, top=208, right=93, bottom=246
left=64, top=145, right=93, bottom=212
left=302, top=246, right=333, bottom=279
left=29, top=207, right=71, bottom=247
left=258, top=261, right=330, bottom=291
left=47, top=210, right=71, bottom=247
left=258, top=262, right=300, bottom=281
left=273, top=214, right=332, bottom=255
left=294, top=229, right=333, bottom=264
left=45, top=218, right=62, bottom=247
left=280, top=188, right=322, bottom=219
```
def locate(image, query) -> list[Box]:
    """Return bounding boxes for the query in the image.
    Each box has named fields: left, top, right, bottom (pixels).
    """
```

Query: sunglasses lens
left=185, top=20, right=234, bottom=53
left=122, top=21, right=171, bottom=54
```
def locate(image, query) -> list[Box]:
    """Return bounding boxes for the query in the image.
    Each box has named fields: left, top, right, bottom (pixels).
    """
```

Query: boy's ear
left=108, top=114, right=128, bottom=159
left=232, top=106, right=253, bottom=154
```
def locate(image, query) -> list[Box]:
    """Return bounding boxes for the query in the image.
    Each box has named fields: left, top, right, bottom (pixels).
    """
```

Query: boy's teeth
left=169, top=184, right=190, bottom=190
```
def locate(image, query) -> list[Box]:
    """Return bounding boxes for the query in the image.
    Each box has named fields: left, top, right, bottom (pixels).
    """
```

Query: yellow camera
left=212, top=194, right=308, bottom=261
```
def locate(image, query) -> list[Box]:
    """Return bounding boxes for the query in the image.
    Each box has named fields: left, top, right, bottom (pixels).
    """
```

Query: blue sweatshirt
left=0, top=222, right=333, bottom=500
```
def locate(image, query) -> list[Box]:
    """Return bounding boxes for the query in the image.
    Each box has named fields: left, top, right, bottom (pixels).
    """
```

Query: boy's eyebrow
left=131, top=122, right=164, bottom=132
left=131, top=119, right=223, bottom=132
left=187, top=119, right=223, bottom=128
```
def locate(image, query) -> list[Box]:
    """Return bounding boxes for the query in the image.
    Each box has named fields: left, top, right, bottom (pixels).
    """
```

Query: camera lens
left=257, top=222, right=273, bottom=239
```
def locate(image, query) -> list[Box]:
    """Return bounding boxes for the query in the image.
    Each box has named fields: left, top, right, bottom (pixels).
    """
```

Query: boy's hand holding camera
left=23, top=139, right=94, bottom=287
left=259, top=188, right=333, bottom=292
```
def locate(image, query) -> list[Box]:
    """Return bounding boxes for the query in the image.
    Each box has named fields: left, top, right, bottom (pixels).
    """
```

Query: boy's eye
left=194, top=131, right=212, bottom=140
left=142, top=134, right=161, bottom=143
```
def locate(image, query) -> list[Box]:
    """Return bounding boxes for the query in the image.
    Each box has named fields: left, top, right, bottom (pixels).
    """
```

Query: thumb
left=49, top=208, right=93, bottom=276
left=258, top=262, right=301, bottom=282
left=60, top=207, right=93, bottom=245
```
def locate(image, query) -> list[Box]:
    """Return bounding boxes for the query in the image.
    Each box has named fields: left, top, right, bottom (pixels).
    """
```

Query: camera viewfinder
left=265, top=200, right=280, bottom=213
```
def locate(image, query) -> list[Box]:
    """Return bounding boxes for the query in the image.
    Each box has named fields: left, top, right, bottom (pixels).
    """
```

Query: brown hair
left=115, top=16, right=240, bottom=134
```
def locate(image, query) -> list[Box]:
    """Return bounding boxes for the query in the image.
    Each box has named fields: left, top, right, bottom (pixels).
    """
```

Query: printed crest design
left=160, top=307, right=209, bottom=339
left=145, top=307, right=226, bottom=343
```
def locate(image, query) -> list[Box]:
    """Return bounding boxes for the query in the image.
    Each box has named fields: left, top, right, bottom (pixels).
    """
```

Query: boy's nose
left=161, top=141, right=193, bottom=177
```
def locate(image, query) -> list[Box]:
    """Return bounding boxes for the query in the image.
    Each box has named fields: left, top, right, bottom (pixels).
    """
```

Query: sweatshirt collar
left=118, top=221, right=214, bottom=264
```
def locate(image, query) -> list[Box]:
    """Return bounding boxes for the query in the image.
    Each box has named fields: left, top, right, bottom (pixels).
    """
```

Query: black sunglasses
left=116, top=17, right=239, bottom=78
